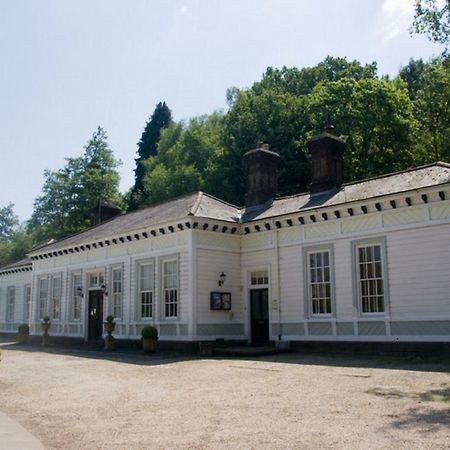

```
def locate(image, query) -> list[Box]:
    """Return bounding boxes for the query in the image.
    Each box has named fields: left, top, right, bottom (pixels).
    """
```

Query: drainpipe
left=275, top=223, right=282, bottom=341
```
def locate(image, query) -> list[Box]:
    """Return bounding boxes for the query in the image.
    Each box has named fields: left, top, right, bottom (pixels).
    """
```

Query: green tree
left=0, top=203, right=18, bottom=240
left=306, top=78, right=419, bottom=180
left=413, top=59, right=450, bottom=161
left=0, top=227, right=36, bottom=267
left=130, top=102, right=172, bottom=210
left=412, top=0, right=450, bottom=54
left=221, top=57, right=418, bottom=204
left=139, top=113, right=226, bottom=205
left=28, top=127, right=122, bottom=242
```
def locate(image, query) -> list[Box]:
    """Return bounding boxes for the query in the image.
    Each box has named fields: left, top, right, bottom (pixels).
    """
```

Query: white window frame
left=305, top=248, right=333, bottom=317
left=38, top=277, right=49, bottom=320
left=51, top=275, right=62, bottom=321
left=71, top=273, right=82, bottom=321
left=88, top=271, right=105, bottom=289
left=352, top=238, right=389, bottom=317
left=24, top=284, right=31, bottom=322
left=249, top=270, right=269, bottom=287
left=161, top=257, right=179, bottom=319
left=137, top=260, right=154, bottom=320
left=110, top=266, right=123, bottom=320
left=7, top=286, right=15, bottom=322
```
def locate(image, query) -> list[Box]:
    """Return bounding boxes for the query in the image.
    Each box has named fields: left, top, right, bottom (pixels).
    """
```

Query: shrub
left=105, top=315, right=115, bottom=323
left=141, top=325, right=158, bottom=340
left=18, top=323, right=30, bottom=335
left=42, top=316, right=50, bottom=323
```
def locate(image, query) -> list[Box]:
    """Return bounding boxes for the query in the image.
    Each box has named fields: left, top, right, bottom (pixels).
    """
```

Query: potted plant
left=17, top=323, right=30, bottom=344
left=104, top=315, right=116, bottom=350
left=141, top=325, right=158, bottom=353
left=41, top=316, right=51, bottom=345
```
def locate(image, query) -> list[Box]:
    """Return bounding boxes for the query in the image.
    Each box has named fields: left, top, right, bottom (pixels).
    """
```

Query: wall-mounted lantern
left=101, top=284, right=108, bottom=296
left=218, top=272, right=226, bottom=287
left=76, top=286, right=84, bottom=298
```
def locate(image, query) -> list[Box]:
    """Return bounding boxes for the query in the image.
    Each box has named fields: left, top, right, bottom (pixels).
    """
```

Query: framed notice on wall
left=210, top=292, right=232, bottom=311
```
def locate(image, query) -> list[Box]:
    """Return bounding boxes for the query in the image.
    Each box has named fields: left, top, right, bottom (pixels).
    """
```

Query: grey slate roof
left=242, top=162, right=450, bottom=221
left=0, top=257, right=32, bottom=272
left=28, top=162, right=450, bottom=256
left=29, top=192, right=240, bottom=255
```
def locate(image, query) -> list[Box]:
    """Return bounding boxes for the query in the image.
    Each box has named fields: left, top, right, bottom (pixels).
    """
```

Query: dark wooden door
left=250, top=289, right=269, bottom=345
left=88, top=290, right=103, bottom=342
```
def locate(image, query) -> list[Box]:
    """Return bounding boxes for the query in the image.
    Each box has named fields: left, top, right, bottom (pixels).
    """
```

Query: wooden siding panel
left=278, top=246, right=303, bottom=320
left=196, top=248, right=242, bottom=325
left=333, top=240, right=354, bottom=319
left=388, top=225, right=450, bottom=319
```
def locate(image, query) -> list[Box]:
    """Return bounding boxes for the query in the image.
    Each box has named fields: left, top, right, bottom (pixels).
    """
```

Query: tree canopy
left=129, top=101, right=172, bottom=210
left=412, top=0, right=450, bottom=54
left=28, top=127, right=123, bottom=242
left=0, top=203, right=18, bottom=241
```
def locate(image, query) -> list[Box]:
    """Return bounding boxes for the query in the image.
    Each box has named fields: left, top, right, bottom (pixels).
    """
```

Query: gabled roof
left=29, top=192, right=240, bottom=255
left=242, top=162, right=450, bottom=221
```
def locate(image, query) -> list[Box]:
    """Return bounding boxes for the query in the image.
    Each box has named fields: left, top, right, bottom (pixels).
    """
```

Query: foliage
left=18, top=323, right=30, bottom=335
left=130, top=56, right=447, bottom=208
left=129, top=102, right=172, bottom=210
left=42, top=316, right=50, bottom=323
left=220, top=57, right=419, bottom=204
left=411, top=0, right=450, bottom=54
left=0, top=203, right=19, bottom=240
left=105, top=315, right=115, bottom=323
left=400, top=57, right=450, bottom=161
left=140, top=113, right=226, bottom=205
left=141, top=325, right=158, bottom=339
left=28, top=127, right=123, bottom=242
left=0, top=226, right=36, bottom=267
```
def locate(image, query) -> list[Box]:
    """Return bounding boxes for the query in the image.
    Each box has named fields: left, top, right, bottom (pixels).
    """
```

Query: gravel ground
left=0, top=343, right=449, bottom=450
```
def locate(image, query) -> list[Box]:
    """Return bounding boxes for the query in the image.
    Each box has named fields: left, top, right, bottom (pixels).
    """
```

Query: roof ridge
left=189, top=192, right=204, bottom=216
left=200, top=192, right=241, bottom=209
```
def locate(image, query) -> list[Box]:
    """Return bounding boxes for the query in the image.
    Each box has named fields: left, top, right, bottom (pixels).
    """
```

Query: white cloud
left=381, top=0, right=414, bottom=41
left=178, top=5, right=189, bottom=16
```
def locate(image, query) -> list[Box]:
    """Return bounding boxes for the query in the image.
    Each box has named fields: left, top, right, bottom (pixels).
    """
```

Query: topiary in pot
left=104, top=315, right=116, bottom=350
left=41, top=316, right=51, bottom=346
left=141, top=325, right=158, bottom=353
left=17, top=323, right=30, bottom=344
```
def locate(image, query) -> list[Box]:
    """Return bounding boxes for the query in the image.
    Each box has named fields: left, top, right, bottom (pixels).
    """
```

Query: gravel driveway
left=0, top=343, right=449, bottom=449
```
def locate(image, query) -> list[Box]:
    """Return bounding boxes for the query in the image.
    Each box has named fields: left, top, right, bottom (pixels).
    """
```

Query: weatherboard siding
left=195, top=247, right=243, bottom=335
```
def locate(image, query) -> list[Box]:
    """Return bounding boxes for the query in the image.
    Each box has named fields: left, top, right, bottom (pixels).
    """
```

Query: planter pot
left=104, top=321, right=116, bottom=334
left=104, top=334, right=115, bottom=350
left=142, top=337, right=157, bottom=353
left=41, top=323, right=50, bottom=333
left=17, top=333, right=29, bottom=344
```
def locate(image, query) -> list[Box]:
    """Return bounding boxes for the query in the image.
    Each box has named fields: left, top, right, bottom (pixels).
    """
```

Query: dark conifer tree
left=129, top=102, right=172, bottom=210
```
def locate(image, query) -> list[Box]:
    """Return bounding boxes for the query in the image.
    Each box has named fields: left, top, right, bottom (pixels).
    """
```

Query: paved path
left=0, top=411, right=44, bottom=450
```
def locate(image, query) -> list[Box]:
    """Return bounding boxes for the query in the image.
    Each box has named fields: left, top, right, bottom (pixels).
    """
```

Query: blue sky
left=0, top=0, right=441, bottom=222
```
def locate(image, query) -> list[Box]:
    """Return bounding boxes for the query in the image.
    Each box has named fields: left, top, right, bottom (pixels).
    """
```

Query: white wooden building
left=1, top=128, right=450, bottom=348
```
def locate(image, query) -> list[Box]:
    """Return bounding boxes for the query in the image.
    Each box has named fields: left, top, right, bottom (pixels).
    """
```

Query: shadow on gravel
left=389, top=407, right=450, bottom=432
left=256, top=352, right=450, bottom=374
left=368, top=384, right=450, bottom=432
left=2, top=339, right=450, bottom=373
left=0, top=341, right=195, bottom=367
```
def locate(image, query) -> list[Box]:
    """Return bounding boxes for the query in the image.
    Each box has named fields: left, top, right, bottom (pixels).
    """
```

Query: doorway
left=88, top=290, right=103, bottom=343
left=250, top=288, right=269, bottom=345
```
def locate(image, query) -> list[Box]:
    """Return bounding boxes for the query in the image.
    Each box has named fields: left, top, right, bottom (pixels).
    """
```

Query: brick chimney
left=244, top=143, right=280, bottom=208
left=306, top=122, right=346, bottom=193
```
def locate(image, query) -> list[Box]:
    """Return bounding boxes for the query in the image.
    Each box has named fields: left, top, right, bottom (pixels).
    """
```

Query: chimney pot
left=243, top=144, right=280, bottom=208
left=306, top=121, right=346, bottom=193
